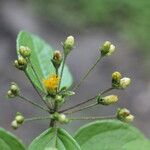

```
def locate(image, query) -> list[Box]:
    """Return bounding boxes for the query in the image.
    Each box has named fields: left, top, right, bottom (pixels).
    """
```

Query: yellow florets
left=43, top=74, right=60, bottom=95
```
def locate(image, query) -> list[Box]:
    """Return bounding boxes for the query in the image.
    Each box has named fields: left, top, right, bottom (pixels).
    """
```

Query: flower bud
left=100, top=41, right=116, bottom=57
left=116, top=108, right=134, bottom=123
left=15, top=113, right=24, bottom=124
left=58, top=114, right=69, bottom=124
left=51, top=50, right=62, bottom=69
left=19, top=46, right=31, bottom=58
left=11, top=120, right=19, bottom=129
left=63, top=36, right=75, bottom=56
left=14, top=57, right=27, bottom=70
left=10, top=82, right=20, bottom=95
left=55, top=95, right=64, bottom=103
left=98, top=95, right=118, bottom=105
left=100, top=41, right=111, bottom=56
left=106, top=44, right=116, bottom=56
left=124, top=114, right=134, bottom=123
left=7, top=90, right=15, bottom=98
left=112, top=71, right=122, bottom=88
left=120, top=77, right=131, bottom=89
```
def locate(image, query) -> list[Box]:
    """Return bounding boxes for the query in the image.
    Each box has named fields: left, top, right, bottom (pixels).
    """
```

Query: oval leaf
left=28, top=128, right=81, bottom=150
left=16, top=31, right=73, bottom=92
left=74, top=120, right=147, bottom=150
left=0, top=127, right=25, bottom=150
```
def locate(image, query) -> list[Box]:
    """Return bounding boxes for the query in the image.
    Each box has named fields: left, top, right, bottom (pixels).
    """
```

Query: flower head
left=43, top=74, right=60, bottom=95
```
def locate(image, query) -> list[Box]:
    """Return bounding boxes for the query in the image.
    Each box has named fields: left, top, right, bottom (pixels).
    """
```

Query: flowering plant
left=1, top=31, right=149, bottom=150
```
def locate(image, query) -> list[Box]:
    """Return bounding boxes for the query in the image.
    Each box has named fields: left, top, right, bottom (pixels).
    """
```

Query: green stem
left=58, top=56, right=66, bottom=90
left=18, top=95, right=49, bottom=112
left=70, top=115, right=116, bottom=121
left=59, top=96, right=96, bottom=113
left=65, top=102, right=98, bottom=114
left=100, top=87, right=114, bottom=95
left=24, top=70, right=50, bottom=109
left=25, top=115, right=51, bottom=122
left=28, top=58, right=46, bottom=93
left=60, top=87, right=114, bottom=113
left=73, top=56, right=103, bottom=91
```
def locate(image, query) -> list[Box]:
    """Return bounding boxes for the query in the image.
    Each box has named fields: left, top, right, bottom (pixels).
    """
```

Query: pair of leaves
left=16, top=31, right=73, bottom=92
left=1, top=120, right=149, bottom=150
left=27, top=120, right=150, bottom=150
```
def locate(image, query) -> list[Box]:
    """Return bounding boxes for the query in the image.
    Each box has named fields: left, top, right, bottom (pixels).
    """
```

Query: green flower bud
left=11, top=120, right=19, bottom=129
left=10, top=82, right=20, bottom=96
left=100, top=41, right=116, bottom=57
left=15, top=113, right=24, bottom=124
left=14, top=57, right=27, bottom=70
left=51, top=50, right=62, bottom=69
left=98, top=95, right=118, bottom=105
left=63, top=36, right=75, bottom=56
left=120, top=77, right=131, bottom=89
left=19, top=46, right=31, bottom=58
left=58, top=114, right=69, bottom=124
left=116, top=108, right=134, bottom=123
left=55, top=95, right=64, bottom=103
left=100, top=41, right=111, bottom=56
left=112, top=71, right=122, bottom=88
left=7, top=90, right=15, bottom=98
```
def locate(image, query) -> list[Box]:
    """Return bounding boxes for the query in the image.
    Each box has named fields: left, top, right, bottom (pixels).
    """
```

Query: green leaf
left=74, top=120, right=148, bottom=150
left=16, top=31, right=73, bottom=92
left=123, top=139, right=150, bottom=150
left=28, top=128, right=81, bottom=150
left=0, top=127, right=25, bottom=150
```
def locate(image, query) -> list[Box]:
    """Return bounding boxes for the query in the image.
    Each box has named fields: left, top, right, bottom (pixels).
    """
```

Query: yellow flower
left=43, top=74, right=60, bottom=94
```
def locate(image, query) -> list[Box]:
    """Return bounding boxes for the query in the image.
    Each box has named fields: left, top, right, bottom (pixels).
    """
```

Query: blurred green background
left=0, top=0, right=150, bottom=145
left=30, top=0, right=150, bottom=58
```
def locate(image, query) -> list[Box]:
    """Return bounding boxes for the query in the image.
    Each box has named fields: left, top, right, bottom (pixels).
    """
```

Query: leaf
left=16, top=31, right=73, bottom=92
left=74, top=120, right=148, bottom=150
left=28, top=128, right=81, bottom=150
left=123, top=139, right=150, bottom=150
left=0, top=127, right=25, bottom=150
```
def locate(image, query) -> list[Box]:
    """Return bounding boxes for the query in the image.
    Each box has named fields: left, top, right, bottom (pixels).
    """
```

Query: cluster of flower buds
left=97, top=95, right=118, bottom=105
left=19, top=46, right=31, bottom=58
left=51, top=112, right=69, bottom=124
left=7, top=82, right=20, bottom=98
left=100, top=41, right=116, bottom=57
left=11, top=112, right=24, bottom=129
left=14, top=46, right=31, bottom=70
left=112, top=71, right=131, bottom=89
left=51, top=50, right=62, bottom=69
left=116, top=108, right=134, bottom=123
left=14, top=57, right=28, bottom=70
left=63, top=36, right=75, bottom=56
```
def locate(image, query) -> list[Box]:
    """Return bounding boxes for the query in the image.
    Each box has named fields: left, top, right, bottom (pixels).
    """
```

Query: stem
left=18, top=95, right=49, bottom=112
left=73, top=56, right=103, bottom=91
left=70, top=116, right=116, bottom=121
left=58, top=56, right=66, bottom=90
left=24, top=70, right=50, bottom=109
left=100, top=87, right=114, bottom=95
left=59, top=96, right=96, bottom=113
left=60, top=87, right=114, bottom=113
left=25, top=115, right=51, bottom=122
left=28, top=59, right=46, bottom=93
left=65, top=102, right=98, bottom=114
